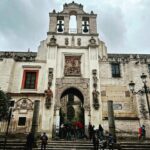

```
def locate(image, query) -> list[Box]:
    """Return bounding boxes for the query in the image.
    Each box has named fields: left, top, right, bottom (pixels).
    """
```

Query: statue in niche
left=47, top=35, right=56, bottom=46
left=45, top=87, right=53, bottom=108
left=77, top=38, right=81, bottom=46
left=20, top=99, right=27, bottom=109
left=65, top=38, right=69, bottom=46
left=48, top=68, right=53, bottom=87
left=89, top=37, right=96, bottom=45
left=71, top=36, right=75, bottom=46
left=92, top=89, right=99, bottom=104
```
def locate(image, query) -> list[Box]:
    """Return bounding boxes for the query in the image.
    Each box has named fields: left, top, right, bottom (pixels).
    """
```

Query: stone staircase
left=120, top=142, right=150, bottom=150
left=1, top=139, right=150, bottom=150
left=0, top=139, right=119, bottom=150
left=0, top=139, right=26, bottom=150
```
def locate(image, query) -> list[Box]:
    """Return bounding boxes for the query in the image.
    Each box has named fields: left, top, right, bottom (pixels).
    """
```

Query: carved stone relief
left=65, top=38, right=69, bottom=46
left=64, top=56, right=81, bottom=76
left=47, top=35, right=57, bottom=46
left=44, top=68, right=53, bottom=109
left=92, top=69, right=100, bottom=109
left=89, top=37, right=96, bottom=45
left=14, top=98, right=33, bottom=114
left=77, top=38, right=81, bottom=46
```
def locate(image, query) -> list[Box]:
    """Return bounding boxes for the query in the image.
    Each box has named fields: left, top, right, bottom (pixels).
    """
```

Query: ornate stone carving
left=44, top=68, right=53, bottom=109
left=14, top=52, right=36, bottom=62
left=45, top=87, right=53, bottom=109
left=48, top=68, right=53, bottom=87
left=89, top=37, right=96, bottom=45
left=14, top=98, right=33, bottom=113
left=77, top=38, right=81, bottom=46
left=55, top=78, right=90, bottom=112
left=64, top=56, right=81, bottom=76
left=92, top=69, right=99, bottom=109
left=71, top=36, right=75, bottom=46
left=65, top=38, right=69, bottom=46
left=47, top=35, right=57, bottom=46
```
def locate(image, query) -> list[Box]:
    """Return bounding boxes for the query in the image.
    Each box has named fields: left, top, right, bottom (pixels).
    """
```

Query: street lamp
left=129, top=73, right=150, bottom=118
left=3, top=107, right=13, bottom=150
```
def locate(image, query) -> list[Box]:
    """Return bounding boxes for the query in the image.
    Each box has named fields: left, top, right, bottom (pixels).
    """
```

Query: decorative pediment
left=61, top=1, right=86, bottom=15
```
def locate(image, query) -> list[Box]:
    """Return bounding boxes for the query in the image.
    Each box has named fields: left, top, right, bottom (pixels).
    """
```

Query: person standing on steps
left=93, top=132, right=99, bottom=150
left=40, top=132, right=48, bottom=150
left=88, top=122, right=93, bottom=140
left=141, top=125, right=146, bottom=140
left=26, top=132, right=34, bottom=150
left=138, top=126, right=142, bottom=140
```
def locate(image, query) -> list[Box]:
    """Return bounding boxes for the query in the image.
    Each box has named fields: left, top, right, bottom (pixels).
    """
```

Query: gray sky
left=0, top=0, right=150, bottom=54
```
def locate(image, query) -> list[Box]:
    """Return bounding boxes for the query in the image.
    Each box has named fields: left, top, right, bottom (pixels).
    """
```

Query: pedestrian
left=26, top=132, right=34, bottom=150
left=141, top=125, right=146, bottom=140
left=138, top=126, right=142, bottom=140
left=98, top=124, right=104, bottom=140
left=88, top=122, right=93, bottom=140
left=93, top=132, right=99, bottom=150
left=108, top=133, right=114, bottom=150
left=40, top=132, right=48, bottom=150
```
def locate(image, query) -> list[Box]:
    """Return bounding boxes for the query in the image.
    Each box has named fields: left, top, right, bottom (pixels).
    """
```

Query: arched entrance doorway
left=54, top=78, right=90, bottom=138
left=60, top=87, right=84, bottom=126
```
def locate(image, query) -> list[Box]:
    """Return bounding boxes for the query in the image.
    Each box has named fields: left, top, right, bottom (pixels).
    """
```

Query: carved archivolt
left=55, top=78, right=90, bottom=110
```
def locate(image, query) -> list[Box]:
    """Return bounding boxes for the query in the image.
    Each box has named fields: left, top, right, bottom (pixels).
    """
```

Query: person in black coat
left=26, top=132, right=34, bottom=150
left=93, top=132, right=99, bottom=150
left=40, top=132, right=48, bottom=150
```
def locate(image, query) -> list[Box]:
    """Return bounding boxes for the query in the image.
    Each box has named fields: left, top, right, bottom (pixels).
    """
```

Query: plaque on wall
left=64, top=56, right=81, bottom=76
left=113, top=103, right=122, bottom=110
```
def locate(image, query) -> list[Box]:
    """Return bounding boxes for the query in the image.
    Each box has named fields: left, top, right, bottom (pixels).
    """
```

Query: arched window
left=69, top=15, right=77, bottom=33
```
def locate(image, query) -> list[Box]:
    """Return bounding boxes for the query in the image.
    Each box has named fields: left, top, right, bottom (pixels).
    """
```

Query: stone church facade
left=0, top=2, right=150, bottom=138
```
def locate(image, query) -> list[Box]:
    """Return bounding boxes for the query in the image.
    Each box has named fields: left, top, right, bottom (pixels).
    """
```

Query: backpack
left=41, top=135, right=47, bottom=144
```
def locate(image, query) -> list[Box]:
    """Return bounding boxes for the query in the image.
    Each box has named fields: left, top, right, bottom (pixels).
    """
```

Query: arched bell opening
left=69, top=14, right=77, bottom=33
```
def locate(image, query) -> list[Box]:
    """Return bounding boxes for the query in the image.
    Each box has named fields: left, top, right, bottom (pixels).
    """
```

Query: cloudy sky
left=0, top=0, right=150, bottom=54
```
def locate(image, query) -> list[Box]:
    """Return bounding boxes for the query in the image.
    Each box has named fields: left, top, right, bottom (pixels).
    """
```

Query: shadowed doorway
left=60, top=87, right=84, bottom=126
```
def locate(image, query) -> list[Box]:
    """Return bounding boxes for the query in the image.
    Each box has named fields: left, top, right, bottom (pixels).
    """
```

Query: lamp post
left=3, top=107, right=13, bottom=150
left=129, top=73, right=150, bottom=118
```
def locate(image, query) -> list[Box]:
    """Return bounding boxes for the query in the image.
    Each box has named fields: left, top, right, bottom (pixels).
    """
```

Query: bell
left=83, top=21, right=89, bottom=33
left=57, top=20, right=63, bottom=32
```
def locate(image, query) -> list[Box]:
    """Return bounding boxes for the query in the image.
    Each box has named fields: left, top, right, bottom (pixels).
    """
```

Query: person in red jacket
left=138, top=126, right=142, bottom=140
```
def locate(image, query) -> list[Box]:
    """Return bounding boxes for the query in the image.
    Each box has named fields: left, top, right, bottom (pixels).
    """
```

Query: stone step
left=0, top=140, right=120, bottom=150
left=120, top=142, right=150, bottom=150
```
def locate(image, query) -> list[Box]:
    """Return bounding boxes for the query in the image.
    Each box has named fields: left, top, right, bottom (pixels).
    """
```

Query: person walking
left=141, top=125, right=146, bottom=140
left=138, top=126, right=142, bottom=140
left=98, top=124, right=104, bottom=140
left=40, top=132, right=48, bottom=150
left=88, top=122, right=93, bottom=140
left=93, top=132, right=99, bottom=150
left=26, top=132, right=34, bottom=150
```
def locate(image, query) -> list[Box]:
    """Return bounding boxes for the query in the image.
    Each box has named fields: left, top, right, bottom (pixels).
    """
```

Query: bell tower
left=37, top=2, right=104, bottom=137
left=48, top=1, right=97, bottom=34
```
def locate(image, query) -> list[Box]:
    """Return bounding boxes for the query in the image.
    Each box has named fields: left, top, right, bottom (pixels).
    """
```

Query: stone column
left=64, top=15, right=69, bottom=33
left=53, top=106, right=60, bottom=139
left=107, top=100, right=116, bottom=142
left=89, top=17, right=97, bottom=34
left=49, top=16, right=57, bottom=32
left=84, top=104, right=90, bottom=136
left=55, top=109, right=60, bottom=136
left=31, top=100, right=40, bottom=144
left=77, top=15, right=82, bottom=34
